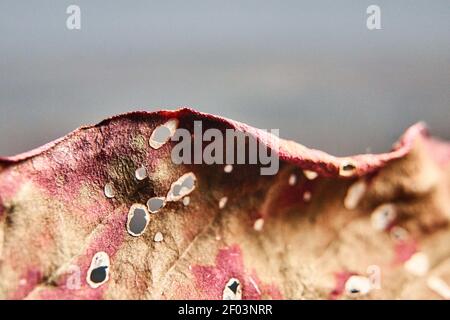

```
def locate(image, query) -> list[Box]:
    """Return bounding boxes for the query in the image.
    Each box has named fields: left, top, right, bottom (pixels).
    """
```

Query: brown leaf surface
left=0, top=108, right=449, bottom=300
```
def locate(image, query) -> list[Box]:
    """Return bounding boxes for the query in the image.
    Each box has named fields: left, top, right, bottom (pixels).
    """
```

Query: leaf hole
left=147, top=197, right=165, bottom=213
left=127, top=204, right=150, bottom=236
left=149, top=119, right=178, bottom=149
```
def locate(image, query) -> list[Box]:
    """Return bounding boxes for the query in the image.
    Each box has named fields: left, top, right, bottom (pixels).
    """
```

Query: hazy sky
left=1, top=0, right=449, bottom=156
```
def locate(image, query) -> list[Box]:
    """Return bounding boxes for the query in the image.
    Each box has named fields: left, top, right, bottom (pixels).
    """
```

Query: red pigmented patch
left=35, top=210, right=128, bottom=300
left=191, top=245, right=281, bottom=299
left=424, top=137, right=450, bottom=167
left=0, top=169, right=25, bottom=201
left=393, top=239, right=418, bottom=264
left=9, top=269, right=42, bottom=300
left=37, top=283, right=105, bottom=300
left=329, top=271, right=356, bottom=300
left=278, top=180, right=315, bottom=209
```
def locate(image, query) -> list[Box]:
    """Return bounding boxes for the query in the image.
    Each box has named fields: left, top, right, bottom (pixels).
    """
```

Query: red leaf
left=0, top=108, right=449, bottom=299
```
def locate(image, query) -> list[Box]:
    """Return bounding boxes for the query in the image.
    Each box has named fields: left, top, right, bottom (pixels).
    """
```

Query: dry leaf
left=0, top=108, right=449, bottom=300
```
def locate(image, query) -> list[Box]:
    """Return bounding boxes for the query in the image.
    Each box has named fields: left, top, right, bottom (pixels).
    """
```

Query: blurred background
left=0, top=0, right=449, bottom=156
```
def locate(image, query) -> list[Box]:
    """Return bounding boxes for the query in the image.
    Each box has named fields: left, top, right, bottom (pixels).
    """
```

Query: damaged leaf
left=0, top=108, right=449, bottom=300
